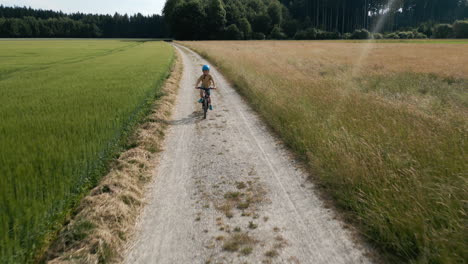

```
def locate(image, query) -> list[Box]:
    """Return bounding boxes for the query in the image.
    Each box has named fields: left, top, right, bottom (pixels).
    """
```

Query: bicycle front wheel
left=203, top=100, right=208, bottom=119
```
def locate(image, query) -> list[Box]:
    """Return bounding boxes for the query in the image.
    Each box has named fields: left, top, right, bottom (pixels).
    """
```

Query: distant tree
left=23, top=16, right=39, bottom=36
left=246, top=0, right=266, bottom=15
left=224, top=0, right=243, bottom=26
left=453, top=20, right=468, bottom=38
left=225, top=24, right=243, bottom=39
left=163, top=0, right=183, bottom=26
left=89, top=23, right=102, bottom=37
left=302, top=16, right=312, bottom=29
left=418, top=21, right=436, bottom=37
left=294, top=27, right=317, bottom=40
left=267, top=1, right=282, bottom=26
left=252, top=31, right=266, bottom=40
left=205, top=0, right=227, bottom=39
left=251, top=14, right=272, bottom=35
left=39, top=19, right=54, bottom=37
left=281, top=4, right=291, bottom=22
left=270, top=25, right=286, bottom=39
left=433, top=23, right=454, bottom=38
left=397, top=31, right=414, bottom=39
left=372, top=32, right=383, bottom=39
left=20, top=18, right=32, bottom=36
left=238, top=17, right=252, bottom=39
left=282, top=19, right=299, bottom=37
left=351, top=29, right=371, bottom=39
left=170, top=0, right=206, bottom=40
left=9, top=19, right=21, bottom=37
left=0, top=17, right=6, bottom=37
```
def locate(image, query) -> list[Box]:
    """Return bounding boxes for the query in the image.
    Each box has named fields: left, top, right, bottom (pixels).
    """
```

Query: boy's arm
left=195, top=76, right=202, bottom=88
left=211, top=76, right=217, bottom=89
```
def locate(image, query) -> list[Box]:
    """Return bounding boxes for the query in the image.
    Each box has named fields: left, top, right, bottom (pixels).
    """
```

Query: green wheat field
left=0, top=40, right=174, bottom=262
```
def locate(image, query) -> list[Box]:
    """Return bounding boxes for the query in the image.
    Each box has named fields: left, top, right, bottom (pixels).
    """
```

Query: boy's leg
left=198, top=90, right=204, bottom=103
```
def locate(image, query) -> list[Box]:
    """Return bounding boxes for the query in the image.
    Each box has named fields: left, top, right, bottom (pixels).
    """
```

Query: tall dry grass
left=181, top=41, right=467, bottom=263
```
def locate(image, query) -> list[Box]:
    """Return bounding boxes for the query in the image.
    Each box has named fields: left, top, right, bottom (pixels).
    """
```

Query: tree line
left=285, top=0, right=468, bottom=33
left=1, top=1, right=467, bottom=39
left=0, top=5, right=168, bottom=38
left=164, top=0, right=468, bottom=40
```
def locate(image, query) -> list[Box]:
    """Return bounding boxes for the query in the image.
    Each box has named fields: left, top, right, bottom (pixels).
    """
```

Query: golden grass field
left=181, top=40, right=467, bottom=263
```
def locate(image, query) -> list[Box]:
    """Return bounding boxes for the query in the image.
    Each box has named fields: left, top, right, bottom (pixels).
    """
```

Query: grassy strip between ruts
left=43, top=47, right=182, bottom=264
left=0, top=40, right=174, bottom=263
left=180, top=41, right=467, bottom=264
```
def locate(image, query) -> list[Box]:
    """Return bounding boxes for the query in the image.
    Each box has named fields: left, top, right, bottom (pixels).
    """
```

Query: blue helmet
left=202, top=65, right=210, bottom=71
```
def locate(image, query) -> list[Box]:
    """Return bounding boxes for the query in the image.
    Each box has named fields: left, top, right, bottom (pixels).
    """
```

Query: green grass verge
left=0, top=40, right=174, bottom=263
left=184, top=42, right=467, bottom=263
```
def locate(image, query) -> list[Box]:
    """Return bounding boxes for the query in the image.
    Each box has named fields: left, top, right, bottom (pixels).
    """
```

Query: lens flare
left=352, top=0, right=400, bottom=76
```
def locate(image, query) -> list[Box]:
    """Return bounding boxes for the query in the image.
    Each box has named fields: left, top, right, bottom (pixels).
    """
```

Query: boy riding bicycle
left=195, top=65, right=216, bottom=110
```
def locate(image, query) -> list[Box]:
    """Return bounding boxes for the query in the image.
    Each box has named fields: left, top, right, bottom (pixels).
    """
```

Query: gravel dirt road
left=124, top=44, right=373, bottom=264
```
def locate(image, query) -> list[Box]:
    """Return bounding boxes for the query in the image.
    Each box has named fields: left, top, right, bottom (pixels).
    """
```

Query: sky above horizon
left=0, top=0, right=166, bottom=15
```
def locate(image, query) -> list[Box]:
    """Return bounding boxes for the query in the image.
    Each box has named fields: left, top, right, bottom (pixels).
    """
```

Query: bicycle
left=196, top=87, right=215, bottom=119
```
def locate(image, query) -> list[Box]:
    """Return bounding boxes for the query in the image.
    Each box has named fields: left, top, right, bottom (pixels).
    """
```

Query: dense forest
left=1, top=0, right=468, bottom=39
left=285, top=0, right=468, bottom=33
left=0, top=5, right=167, bottom=38
left=164, top=0, right=468, bottom=39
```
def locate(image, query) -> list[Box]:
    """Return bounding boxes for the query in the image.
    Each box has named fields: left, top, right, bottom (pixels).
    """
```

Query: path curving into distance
left=124, top=44, right=373, bottom=264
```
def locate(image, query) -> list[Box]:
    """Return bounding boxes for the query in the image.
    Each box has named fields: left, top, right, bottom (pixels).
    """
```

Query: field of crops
left=0, top=40, right=174, bottom=262
left=182, top=40, right=467, bottom=263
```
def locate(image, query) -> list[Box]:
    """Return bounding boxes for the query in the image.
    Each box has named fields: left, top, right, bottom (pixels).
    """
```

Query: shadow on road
left=169, top=111, right=202, bottom=125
